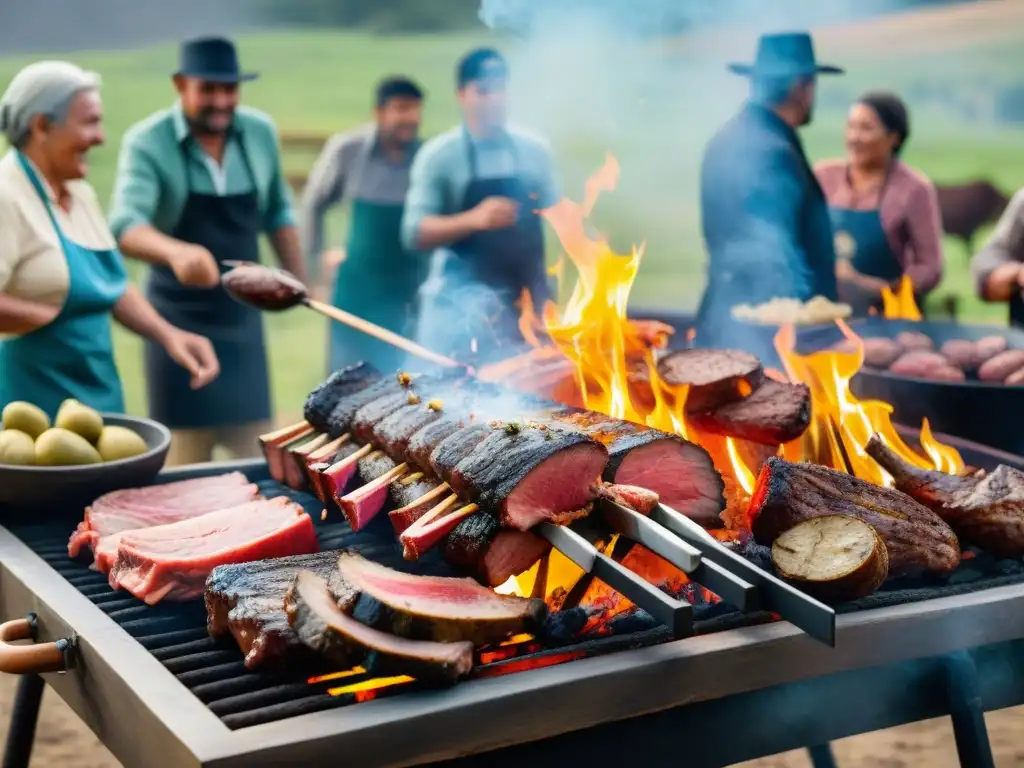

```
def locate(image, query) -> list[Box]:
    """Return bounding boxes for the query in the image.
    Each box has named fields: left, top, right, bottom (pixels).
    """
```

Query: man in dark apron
left=697, top=33, right=843, bottom=361
left=401, top=48, right=560, bottom=365
left=300, top=76, right=426, bottom=375
left=109, top=37, right=307, bottom=465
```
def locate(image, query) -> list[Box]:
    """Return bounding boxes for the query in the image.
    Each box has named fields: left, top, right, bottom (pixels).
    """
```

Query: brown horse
left=934, top=180, right=1011, bottom=253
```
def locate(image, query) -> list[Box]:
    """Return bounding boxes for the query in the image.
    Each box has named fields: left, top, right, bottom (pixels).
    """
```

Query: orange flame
left=882, top=275, right=922, bottom=321
left=489, top=155, right=963, bottom=518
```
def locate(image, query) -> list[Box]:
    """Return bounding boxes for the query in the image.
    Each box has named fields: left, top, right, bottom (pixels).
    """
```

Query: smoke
left=475, top=0, right=939, bottom=267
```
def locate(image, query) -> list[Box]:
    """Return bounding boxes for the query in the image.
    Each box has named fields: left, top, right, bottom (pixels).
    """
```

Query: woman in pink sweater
left=815, top=92, right=944, bottom=315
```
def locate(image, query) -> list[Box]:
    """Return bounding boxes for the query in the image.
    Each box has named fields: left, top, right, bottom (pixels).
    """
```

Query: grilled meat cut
left=68, top=472, right=262, bottom=569
left=542, top=407, right=724, bottom=525
left=337, top=552, right=546, bottom=645
left=285, top=571, right=475, bottom=685
left=304, top=363, right=384, bottom=432
left=866, top=435, right=1024, bottom=556
left=442, top=515, right=551, bottom=587
left=770, top=515, right=889, bottom=604
left=109, top=498, right=319, bottom=605
left=317, top=365, right=722, bottom=527
left=749, top=457, right=960, bottom=576
left=686, top=380, right=812, bottom=446
left=260, top=423, right=316, bottom=485
left=657, top=348, right=765, bottom=412
left=206, top=552, right=356, bottom=670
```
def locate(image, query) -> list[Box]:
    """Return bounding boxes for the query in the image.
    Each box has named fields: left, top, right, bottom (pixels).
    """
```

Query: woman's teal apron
left=0, top=152, right=128, bottom=418
left=329, top=145, right=425, bottom=375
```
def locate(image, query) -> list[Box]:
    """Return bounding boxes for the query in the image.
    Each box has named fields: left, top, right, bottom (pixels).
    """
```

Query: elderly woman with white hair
left=0, top=61, right=219, bottom=418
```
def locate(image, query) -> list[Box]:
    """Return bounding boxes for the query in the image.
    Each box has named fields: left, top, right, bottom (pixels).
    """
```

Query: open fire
left=480, top=154, right=964, bottom=595
left=305, top=156, right=966, bottom=698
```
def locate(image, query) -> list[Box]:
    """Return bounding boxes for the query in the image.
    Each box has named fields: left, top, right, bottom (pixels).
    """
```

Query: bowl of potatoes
left=0, top=399, right=171, bottom=510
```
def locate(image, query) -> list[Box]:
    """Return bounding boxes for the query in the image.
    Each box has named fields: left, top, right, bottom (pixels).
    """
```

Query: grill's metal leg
left=943, top=651, right=995, bottom=768
left=806, top=743, right=837, bottom=768
left=2, top=674, right=44, bottom=768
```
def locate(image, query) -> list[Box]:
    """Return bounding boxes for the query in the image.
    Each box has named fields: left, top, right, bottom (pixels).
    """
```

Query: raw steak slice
left=109, top=498, right=319, bottom=605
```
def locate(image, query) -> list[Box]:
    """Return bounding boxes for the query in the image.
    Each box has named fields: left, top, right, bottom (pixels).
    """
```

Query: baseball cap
left=456, top=47, right=508, bottom=89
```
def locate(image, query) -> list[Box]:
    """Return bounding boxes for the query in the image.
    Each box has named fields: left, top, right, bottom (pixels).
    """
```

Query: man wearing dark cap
left=110, top=36, right=306, bottom=464
left=300, top=76, right=426, bottom=374
left=696, top=32, right=842, bottom=358
left=402, top=47, right=560, bottom=364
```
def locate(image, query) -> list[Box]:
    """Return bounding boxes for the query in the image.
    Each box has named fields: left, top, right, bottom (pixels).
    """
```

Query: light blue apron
left=0, top=151, right=128, bottom=418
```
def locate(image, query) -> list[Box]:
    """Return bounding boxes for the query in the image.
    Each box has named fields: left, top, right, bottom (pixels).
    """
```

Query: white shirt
left=0, top=149, right=117, bottom=309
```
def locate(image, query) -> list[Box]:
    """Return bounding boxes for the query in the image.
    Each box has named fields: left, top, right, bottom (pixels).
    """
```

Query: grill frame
left=5, top=458, right=1024, bottom=767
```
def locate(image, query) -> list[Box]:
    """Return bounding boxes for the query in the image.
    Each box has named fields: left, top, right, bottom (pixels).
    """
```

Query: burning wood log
left=748, top=457, right=961, bottom=576
left=770, top=516, right=889, bottom=604
left=866, top=434, right=1024, bottom=557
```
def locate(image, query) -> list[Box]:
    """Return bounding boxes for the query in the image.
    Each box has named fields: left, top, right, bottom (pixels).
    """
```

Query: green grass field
left=2, top=25, right=1022, bottom=420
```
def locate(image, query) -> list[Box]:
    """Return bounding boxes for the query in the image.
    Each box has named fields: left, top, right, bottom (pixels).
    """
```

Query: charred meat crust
left=657, top=348, right=765, bottom=412
left=285, top=571, right=474, bottom=685
left=304, top=363, right=383, bottom=432
left=749, top=457, right=960, bottom=576
left=205, top=552, right=356, bottom=670
left=443, top=513, right=501, bottom=573
left=687, top=380, right=812, bottom=446
left=866, top=435, right=1024, bottom=557
left=453, top=427, right=597, bottom=511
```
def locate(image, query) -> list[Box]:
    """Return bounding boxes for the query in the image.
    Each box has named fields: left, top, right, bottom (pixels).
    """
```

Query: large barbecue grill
left=2, top=426, right=1024, bottom=767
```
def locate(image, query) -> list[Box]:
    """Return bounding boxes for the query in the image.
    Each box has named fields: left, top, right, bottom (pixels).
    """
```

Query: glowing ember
left=881, top=275, right=922, bottom=321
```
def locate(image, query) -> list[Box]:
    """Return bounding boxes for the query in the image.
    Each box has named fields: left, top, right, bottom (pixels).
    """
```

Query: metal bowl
left=839, top=318, right=1024, bottom=455
left=0, top=413, right=171, bottom=513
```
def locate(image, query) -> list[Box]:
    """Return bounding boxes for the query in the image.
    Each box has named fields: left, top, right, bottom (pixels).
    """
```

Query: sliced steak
left=406, top=417, right=463, bottom=472
left=687, top=380, right=811, bottom=445
left=69, top=472, right=261, bottom=566
left=205, top=551, right=356, bottom=670
left=657, top=348, right=764, bottom=411
left=285, top=571, right=474, bottom=685
left=338, top=552, right=545, bottom=646
left=544, top=407, right=725, bottom=526
left=371, top=404, right=442, bottom=464
left=109, top=498, right=319, bottom=605
left=454, top=425, right=608, bottom=530
left=429, top=424, right=493, bottom=492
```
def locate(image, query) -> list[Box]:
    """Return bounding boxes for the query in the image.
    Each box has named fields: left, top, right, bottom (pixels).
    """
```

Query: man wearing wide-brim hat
left=695, top=32, right=843, bottom=358
left=110, top=36, right=307, bottom=465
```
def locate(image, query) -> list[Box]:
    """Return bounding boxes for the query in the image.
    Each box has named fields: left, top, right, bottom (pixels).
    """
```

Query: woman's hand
left=161, top=328, right=220, bottom=390
left=836, top=259, right=888, bottom=295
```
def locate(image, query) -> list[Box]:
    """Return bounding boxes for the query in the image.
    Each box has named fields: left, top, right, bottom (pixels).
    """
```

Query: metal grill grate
left=13, top=467, right=1024, bottom=731
left=9, top=478, right=761, bottom=730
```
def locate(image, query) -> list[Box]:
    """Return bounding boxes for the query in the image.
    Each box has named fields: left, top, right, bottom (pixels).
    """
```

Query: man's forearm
left=112, top=285, right=175, bottom=344
left=415, top=212, right=479, bottom=251
left=270, top=225, right=308, bottom=283
left=0, top=294, right=61, bottom=335
left=118, top=224, right=185, bottom=268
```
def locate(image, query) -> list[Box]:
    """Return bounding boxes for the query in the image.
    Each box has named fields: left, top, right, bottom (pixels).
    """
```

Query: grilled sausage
left=939, top=339, right=979, bottom=371
left=975, top=335, right=1009, bottom=363
left=862, top=337, right=902, bottom=369
left=889, top=351, right=952, bottom=378
left=978, top=349, right=1024, bottom=382
left=896, top=330, right=934, bottom=352
left=1005, top=367, right=1024, bottom=386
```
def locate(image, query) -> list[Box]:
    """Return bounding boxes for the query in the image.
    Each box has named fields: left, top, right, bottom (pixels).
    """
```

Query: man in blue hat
left=696, top=32, right=843, bottom=357
left=401, top=47, right=560, bottom=365
left=109, top=36, right=306, bottom=465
